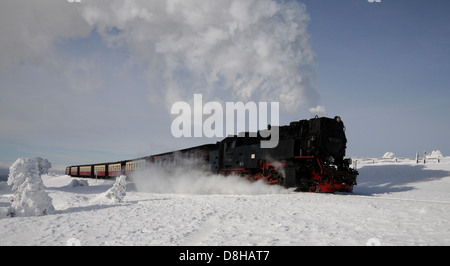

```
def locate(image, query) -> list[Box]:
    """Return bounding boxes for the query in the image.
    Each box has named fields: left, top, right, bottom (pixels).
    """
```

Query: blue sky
left=302, top=0, right=450, bottom=158
left=0, top=0, right=449, bottom=171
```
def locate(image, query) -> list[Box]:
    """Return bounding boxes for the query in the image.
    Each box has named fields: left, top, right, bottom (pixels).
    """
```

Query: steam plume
left=1, top=0, right=317, bottom=113
left=80, top=0, right=317, bottom=112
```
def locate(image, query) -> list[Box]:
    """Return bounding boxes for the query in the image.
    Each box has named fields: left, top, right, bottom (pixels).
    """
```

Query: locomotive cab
left=316, top=116, right=347, bottom=165
left=283, top=116, right=358, bottom=192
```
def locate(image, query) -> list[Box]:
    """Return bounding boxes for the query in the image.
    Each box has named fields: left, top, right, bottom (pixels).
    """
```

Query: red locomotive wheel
left=254, top=173, right=264, bottom=181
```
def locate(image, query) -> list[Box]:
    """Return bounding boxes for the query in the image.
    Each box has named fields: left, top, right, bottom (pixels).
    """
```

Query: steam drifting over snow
left=131, top=163, right=290, bottom=195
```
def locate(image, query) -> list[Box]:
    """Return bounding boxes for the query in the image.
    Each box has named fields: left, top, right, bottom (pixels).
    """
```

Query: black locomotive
left=67, top=116, right=358, bottom=193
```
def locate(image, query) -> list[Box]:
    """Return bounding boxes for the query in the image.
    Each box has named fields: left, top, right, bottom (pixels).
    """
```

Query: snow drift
left=68, top=179, right=89, bottom=188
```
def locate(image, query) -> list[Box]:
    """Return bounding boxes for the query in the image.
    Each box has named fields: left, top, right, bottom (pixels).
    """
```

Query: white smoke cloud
left=0, top=0, right=91, bottom=73
left=78, top=0, right=317, bottom=113
left=1, top=0, right=317, bottom=114
left=308, top=105, right=327, bottom=117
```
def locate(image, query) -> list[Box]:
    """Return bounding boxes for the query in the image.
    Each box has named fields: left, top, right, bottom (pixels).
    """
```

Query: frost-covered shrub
left=7, top=157, right=55, bottom=217
left=427, top=150, right=444, bottom=159
left=33, top=157, right=52, bottom=175
left=105, top=175, right=127, bottom=203
left=382, top=152, right=395, bottom=159
left=8, top=158, right=37, bottom=191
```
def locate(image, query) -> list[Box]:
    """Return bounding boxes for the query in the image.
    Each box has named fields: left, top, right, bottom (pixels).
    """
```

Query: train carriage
left=79, top=166, right=92, bottom=177
left=108, top=163, right=122, bottom=177
left=125, top=159, right=147, bottom=176
left=70, top=166, right=78, bottom=176
left=94, top=165, right=106, bottom=177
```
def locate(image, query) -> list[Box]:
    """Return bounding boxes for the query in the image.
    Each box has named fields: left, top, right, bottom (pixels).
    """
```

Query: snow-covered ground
left=1, top=157, right=449, bottom=246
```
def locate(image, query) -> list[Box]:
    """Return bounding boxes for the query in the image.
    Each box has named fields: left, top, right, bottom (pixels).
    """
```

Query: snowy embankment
left=0, top=158, right=449, bottom=246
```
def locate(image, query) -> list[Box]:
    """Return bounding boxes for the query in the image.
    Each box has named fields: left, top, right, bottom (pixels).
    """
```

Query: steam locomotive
left=66, top=116, right=358, bottom=193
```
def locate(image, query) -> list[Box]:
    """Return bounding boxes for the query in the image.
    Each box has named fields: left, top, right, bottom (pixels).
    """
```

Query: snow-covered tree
left=382, top=152, right=395, bottom=159
left=427, top=150, right=444, bottom=159
left=7, top=157, right=55, bottom=217
left=105, top=175, right=127, bottom=203
left=33, top=157, right=52, bottom=175
left=8, top=158, right=36, bottom=191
